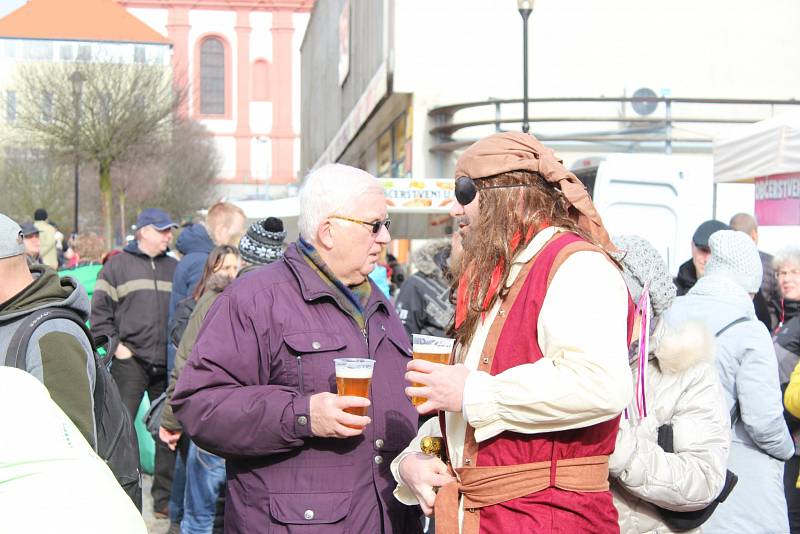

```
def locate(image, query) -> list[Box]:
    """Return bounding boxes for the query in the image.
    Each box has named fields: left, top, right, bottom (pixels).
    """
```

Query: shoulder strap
left=714, top=316, right=750, bottom=427
left=4, top=308, right=97, bottom=370
left=715, top=316, right=750, bottom=337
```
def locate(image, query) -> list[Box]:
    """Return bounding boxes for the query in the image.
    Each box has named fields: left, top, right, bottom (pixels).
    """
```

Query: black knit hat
left=238, top=217, right=286, bottom=265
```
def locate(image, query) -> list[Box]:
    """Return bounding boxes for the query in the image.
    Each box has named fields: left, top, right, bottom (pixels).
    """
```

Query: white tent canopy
left=714, top=114, right=800, bottom=183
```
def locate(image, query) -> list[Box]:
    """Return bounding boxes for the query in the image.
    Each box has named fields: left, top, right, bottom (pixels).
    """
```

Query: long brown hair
left=452, top=170, right=592, bottom=353
left=192, top=245, right=238, bottom=301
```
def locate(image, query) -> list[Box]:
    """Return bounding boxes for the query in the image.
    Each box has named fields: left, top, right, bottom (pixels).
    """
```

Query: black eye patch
left=455, top=176, right=478, bottom=206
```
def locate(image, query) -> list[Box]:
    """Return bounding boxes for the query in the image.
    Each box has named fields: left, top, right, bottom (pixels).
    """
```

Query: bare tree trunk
left=119, top=188, right=126, bottom=245
left=99, top=161, right=114, bottom=249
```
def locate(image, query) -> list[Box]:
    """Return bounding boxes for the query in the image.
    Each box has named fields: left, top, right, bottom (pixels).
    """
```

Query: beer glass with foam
left=334, top=358, right=375, bottom=428
left=410, top=334, right=455, bottom=406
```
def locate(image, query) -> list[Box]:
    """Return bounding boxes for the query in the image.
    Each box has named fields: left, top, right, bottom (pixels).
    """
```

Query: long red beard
left=454, top=225, right=539, bottom=329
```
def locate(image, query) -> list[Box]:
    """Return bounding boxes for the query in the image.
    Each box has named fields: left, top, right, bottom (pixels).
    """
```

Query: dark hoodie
left=169, top=224, right=214, bottom=318
left=673, top=258, right=698, bottom=297
left=91, top=241, right=177, bottom=367
left=0, top=265, right=96, bottom=447
left=394, top=239, right=454, bottom=338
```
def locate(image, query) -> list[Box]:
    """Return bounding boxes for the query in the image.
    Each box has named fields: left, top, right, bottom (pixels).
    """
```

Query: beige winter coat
left=610, top=319, right=731, bottom=534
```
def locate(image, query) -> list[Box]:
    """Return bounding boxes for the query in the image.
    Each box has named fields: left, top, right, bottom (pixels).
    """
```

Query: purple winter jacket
left=172, top=244, right=422, bottom=534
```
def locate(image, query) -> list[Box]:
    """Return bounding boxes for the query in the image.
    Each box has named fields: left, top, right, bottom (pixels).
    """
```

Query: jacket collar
left=283, top=243, right=388, bottom=317
left=123, top=240, right=170, bottom=260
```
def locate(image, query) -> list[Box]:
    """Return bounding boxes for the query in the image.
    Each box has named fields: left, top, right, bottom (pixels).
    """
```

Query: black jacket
left=674, top=259, right=698, bottom=297
left=91, top=242, right=177, bottom=367
left=394, top=239, right=454, bottom=338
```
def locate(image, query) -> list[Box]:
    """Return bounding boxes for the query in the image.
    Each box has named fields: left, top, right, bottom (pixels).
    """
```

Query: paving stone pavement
left=142, top=473, right=171, bottom=533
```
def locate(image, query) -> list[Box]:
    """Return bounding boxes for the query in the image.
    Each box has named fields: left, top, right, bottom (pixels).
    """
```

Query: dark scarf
left=783, top=298, right=800, bottom=324
left=297, top=238, right=372, bottom=330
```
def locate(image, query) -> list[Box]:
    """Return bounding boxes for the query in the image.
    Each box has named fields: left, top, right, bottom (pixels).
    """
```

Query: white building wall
left=250, top=12, right=273, bottom=62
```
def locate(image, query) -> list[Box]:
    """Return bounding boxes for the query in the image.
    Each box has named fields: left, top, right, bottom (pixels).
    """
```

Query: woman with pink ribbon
left=609, top=234, right=731, bottom=534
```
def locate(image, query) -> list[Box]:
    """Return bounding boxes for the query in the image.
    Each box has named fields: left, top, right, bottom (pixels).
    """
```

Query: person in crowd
left=772, top=246, right=800, bottom=532
left=666, top=230, right=794, bottom=533
left=0, top=366, right=146, bottom=534
left=172, top=164, right=421, bottom=534
left=162, top=219, right=286, bottom=534
left=160, top=245, right=241, bottom=534
left=674, top=219, right=729, bottom=296
left=20, top=222, right=41, bottom=266
left=169, top=202, right=247, bottom=332
left=394, top=238, right=454, bottom=338
left=163, top=202, right=245, bottom=529
left=386, top=253, right=406, bottom=296
left=32, top=208, right=58, bottom=269
left=730, top=212, right=782, bottom=331
left=0, top=213, right=96, bottom=447
left=57, top=232, right=106, bottom=299
left=392, top=132, right=633, bottom=532
left=609, top=235, right=730, bottom=534
left=91, top=207, right=179, bottom=519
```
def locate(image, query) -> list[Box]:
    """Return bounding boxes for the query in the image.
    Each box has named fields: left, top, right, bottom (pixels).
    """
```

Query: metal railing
left=428, top=96, right=800, bottom=155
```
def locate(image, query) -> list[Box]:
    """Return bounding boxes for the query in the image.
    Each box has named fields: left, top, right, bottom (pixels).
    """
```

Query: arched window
left=200, top=37, right=225, bottom=115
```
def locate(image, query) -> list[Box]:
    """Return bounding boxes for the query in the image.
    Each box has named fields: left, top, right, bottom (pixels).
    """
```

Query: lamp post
left=70, top=70, right=85, bottom=234
left=517, top=0, right=533, bottom=134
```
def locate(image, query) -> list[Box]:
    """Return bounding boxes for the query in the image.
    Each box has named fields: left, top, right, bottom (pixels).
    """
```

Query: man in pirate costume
left=391, top=132, right=635, bottom=533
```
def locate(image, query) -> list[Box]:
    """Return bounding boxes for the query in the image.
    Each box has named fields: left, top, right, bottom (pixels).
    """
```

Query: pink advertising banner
left=755, top=173, right=800, bottom=226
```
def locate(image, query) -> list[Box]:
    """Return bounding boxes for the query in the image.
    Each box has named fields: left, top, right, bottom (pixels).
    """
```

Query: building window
left=6, top=90, right=16, bottom=123
left=252, top=59, right=270, bottom=101
left=59, top=43, right=74, bottom=61
left=77, top=44, right=91, bottom=61
left=134, top=45, right=146, bottom=64
left=4, top=40, right=16, bottom=58
left=41, top=91, right=53, bottom=122
left=199, top=37, right=225, bottom=115
left=23, top=40, right=53, bottom=60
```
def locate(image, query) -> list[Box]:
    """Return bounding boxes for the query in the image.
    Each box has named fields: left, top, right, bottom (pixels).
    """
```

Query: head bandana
left=454, top=131, right=615, bottom=251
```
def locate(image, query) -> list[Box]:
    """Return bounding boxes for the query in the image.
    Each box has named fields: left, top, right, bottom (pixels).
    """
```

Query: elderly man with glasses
left=172, top=164, right=421, bottom=534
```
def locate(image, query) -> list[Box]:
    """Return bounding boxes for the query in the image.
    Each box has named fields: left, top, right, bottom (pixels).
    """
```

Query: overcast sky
left=0, top=0, right=24, bottom=18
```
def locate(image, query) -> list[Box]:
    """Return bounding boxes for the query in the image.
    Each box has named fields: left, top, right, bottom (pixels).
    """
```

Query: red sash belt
left=434, top=455, right=610, bottom=534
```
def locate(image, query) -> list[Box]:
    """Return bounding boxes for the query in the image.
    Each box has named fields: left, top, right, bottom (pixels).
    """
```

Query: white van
left=570, top=154, right=715, bottom=274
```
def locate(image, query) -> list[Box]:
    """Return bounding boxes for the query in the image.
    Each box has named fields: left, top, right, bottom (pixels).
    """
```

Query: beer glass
left=334, top=358, right=375, bottom=428
left=410, top=334, right=455, bottom=406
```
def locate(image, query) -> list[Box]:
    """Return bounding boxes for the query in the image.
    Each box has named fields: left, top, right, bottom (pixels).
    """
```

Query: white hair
left=298, top=164, right=382, bottom=243
left=774, top=246, right=800, bottom=271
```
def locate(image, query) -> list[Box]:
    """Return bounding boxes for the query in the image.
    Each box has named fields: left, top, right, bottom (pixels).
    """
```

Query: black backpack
left=4, top=307, right=143, bottom=510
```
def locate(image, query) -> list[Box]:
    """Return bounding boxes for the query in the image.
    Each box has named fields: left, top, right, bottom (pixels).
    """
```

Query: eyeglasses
left=329, top=215, right=391, bottom=234
left=776, top=269, right=800, bottom=279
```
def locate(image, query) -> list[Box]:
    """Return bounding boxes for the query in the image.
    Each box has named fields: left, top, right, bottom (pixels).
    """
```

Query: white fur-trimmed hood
left=653, top=318, right=716, bottom=375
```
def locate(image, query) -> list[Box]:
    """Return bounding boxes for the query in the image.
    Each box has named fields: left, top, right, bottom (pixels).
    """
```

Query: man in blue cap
left=91, top=207, right=179, bottom=518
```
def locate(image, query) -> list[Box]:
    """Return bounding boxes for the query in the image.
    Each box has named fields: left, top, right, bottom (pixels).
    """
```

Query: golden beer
left=334, top=358, right=374, bottom=429
left=410, top=335, right=454, bottom=406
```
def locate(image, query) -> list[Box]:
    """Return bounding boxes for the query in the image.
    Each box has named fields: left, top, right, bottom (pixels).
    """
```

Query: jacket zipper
left=150, top=258, right=162, bottom=353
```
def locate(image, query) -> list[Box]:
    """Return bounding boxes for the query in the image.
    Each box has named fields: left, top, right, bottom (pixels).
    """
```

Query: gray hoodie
left=666, top=274, right=793, bottom=534
left=0, top=265, right=96, bottom=447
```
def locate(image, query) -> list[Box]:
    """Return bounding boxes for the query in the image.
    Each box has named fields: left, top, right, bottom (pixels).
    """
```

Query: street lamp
left=70, top=70, right=85, bottom=234
left=517, top=0, right=534, bottom=133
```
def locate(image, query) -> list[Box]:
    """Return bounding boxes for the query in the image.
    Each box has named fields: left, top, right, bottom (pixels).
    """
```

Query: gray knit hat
left=0, top=213, right=24, bottom=259
left=612, top=235, right=676, bottom=318
left=238, top=217, right=286, bottom=265
left=705, top=230, right=762, bottom=293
